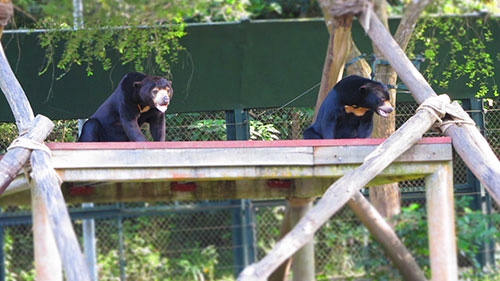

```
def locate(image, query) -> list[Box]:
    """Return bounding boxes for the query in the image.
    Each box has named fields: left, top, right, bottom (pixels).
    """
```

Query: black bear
left=303, top=75, right=393, bottom=139
left=78, top=72, right=173, bottom=142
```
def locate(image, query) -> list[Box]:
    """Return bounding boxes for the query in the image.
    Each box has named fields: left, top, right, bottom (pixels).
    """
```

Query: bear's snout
left=376, top=101, right=394, bottom=117
left=162, top=95, right=170, bottom=105
left=155, top=89, right=171, bottom=106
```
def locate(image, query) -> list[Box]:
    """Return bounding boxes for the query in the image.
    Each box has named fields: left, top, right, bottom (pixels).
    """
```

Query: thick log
left=31, top=150, right=91, bottom=281
left=358, top=6, right=500, bottom=204
left=32, top=182, right=63, bottom=281
left=0, top=0, right=13, bottom=39
left=288, top=198, right=315, bottom=281
left=0, top=115, right=53, bottom=194
left=0, top=41, right=91, bottom=281
left=0, top=43, right=34, bottom=130
left=237, top=97, right=441, bottom=281
left=268, top=208, right=292, bottom=281
left=347, top=192, right=426, bottom=281
left=314, top=1, right=353, bottom=121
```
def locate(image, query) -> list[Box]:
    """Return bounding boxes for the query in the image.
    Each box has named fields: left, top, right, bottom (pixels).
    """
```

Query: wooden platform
left=1, top=137, right=452, bottom=205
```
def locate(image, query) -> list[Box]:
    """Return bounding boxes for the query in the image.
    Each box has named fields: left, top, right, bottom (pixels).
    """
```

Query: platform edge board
left=45, top=137, right=452, bottom=150
left=50, top=147, right=314, bottom=168
left=49, top=141, right=452, bottom=169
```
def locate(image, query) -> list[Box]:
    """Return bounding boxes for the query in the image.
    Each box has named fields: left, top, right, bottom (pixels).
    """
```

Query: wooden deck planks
left=1, top=137, right=453, bottom=204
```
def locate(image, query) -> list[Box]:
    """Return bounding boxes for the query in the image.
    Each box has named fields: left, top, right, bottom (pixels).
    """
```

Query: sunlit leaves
left=409, top=16, right=498, bottom=97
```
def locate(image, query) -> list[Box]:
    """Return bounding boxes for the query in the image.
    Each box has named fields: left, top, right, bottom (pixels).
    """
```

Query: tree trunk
left=370, top=0, right=431, bottom=220
left=0, top=0, right=13, bottom=39
left=313, top=1, right=353, bottom=121
left=370, top=0, right=401, bottom=220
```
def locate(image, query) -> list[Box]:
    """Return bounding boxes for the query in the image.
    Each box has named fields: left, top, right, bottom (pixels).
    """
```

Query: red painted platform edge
left=45, top=137, right=452, bottom=150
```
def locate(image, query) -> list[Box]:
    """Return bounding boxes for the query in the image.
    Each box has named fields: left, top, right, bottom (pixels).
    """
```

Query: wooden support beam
left=32, top=186, right=63, bottom=281
left=426, top=163, right=457, bottom=280
left=0, top=42, right=91, bottom=281
left=0, top=115, right=53, bottom=194
left=357, top=5, right=500, bottom=204
left=288, top=198, right=315, bottom=281
left=31, top=151, right=91, bottom=281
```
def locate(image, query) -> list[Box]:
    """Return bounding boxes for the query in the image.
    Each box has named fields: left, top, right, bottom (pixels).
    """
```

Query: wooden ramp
left=1, top=137, right=452, bottom=205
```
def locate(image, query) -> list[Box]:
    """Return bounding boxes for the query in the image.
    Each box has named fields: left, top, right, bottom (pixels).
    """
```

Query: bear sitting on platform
left=303, top=75, right=393, bottom=139
left=78, top=72, right=173, bottom=142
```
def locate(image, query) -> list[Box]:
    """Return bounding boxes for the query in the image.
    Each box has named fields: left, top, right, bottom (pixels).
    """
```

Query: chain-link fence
left=1, top=100, right=499, bottom=280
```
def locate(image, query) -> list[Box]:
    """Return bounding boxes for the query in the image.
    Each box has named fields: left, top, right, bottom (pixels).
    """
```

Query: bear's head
left=356, top=82, right=393, bottom=117
left=134, top=76, right=173, bottom=113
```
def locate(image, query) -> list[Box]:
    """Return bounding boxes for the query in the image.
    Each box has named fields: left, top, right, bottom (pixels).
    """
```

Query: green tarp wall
left=0, top=17, right=498, bottom=121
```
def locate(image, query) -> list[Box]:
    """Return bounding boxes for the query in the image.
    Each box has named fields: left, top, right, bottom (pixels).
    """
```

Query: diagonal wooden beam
left=237, top=93, right=444, bottom=281
left=358, top=4, right=500, bottom=204
left=0, top=42, right=91, bottom=281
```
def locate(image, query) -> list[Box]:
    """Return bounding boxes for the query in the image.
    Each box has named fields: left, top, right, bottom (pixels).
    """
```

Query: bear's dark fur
left=78, top=72, right=173, bottom=142
left=303, top=75, right=393, bottom=139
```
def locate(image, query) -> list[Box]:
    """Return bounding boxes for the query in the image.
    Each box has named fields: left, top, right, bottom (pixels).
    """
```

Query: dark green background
left=0, top=17, right=498, bottom=121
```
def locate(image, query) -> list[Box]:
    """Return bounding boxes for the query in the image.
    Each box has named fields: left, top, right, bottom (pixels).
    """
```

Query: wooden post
left=288, top=198, right=315, bottom=281
left=237, top=96, right=444, bottom=281
left=357, top=5, right=500, bottom=204
left=426, top=163, right=457, bottom=280
left=269, top=209, right=292, bottom=281
left=32, top=179, right=63, bottom=281
left=30, top=150, right=91, bottom=281
left=0, top=0, right=13, bottom=39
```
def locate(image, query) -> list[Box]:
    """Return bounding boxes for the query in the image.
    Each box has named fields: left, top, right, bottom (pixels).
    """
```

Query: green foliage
left=0, top=123, right=18, bottom=153
left=255, top=205, right=285, bottom=254
left=455, top=196, right=500, bottom=271
left=317, top=209, right=367, bottom=277
left=426, top=0, right=498, bottom=14
left=174, top=245, right=219, bottom=281
left=99, top=235, right=171, bottom=281
left=254, top=196, right=500, bottom=281
left=247, top=0, right=283, bottom=17
left=251, top=107, right=313, bottom=139
left=409, top=16, right=498, bottom=97
left=385, top=196, right=500, bottom=280
left=48, top=120, right=79, bottom=142
left=188, top=118, right=281, bottom=140
left=31, top=0, right=187, bottom=77
left=189, top=119, right=227, bottom=141
left=3, top=229, right=35, bottom=281
left=249, top=120, right=280, bottom=140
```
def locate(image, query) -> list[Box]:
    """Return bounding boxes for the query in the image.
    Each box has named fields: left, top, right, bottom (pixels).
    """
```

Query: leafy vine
left=35, top=0, right=186, bottom=77
left=408, top=15, right=498, bottom=97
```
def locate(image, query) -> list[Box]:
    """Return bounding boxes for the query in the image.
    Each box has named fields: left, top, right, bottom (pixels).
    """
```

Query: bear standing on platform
left=303, top=75, right=393, bottom=139
left=78, top=72, right=173, bottom=142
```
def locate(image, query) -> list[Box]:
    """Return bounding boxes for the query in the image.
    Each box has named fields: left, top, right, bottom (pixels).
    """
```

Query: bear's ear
left=133, top=81, right=143, bottom=90
left=359, top=85, right=368, bottom=95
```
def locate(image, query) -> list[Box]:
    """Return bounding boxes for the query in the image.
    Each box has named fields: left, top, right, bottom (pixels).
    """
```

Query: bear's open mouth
left=156, top=105, right=168, bottom=113
left=376, top=101, right=394, bottom=117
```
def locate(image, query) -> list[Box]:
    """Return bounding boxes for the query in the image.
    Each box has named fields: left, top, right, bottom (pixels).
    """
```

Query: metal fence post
left=117, top=203, right=126, bottom=281
left=82, top=203, right=98, bottom=281
left=231, top=200, right=257, bottom=275
left=225, top=109, right=256, bottom=275
left=0, top=207, right=4, bottom=281
left=225, top=109, right=250, bottom=141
